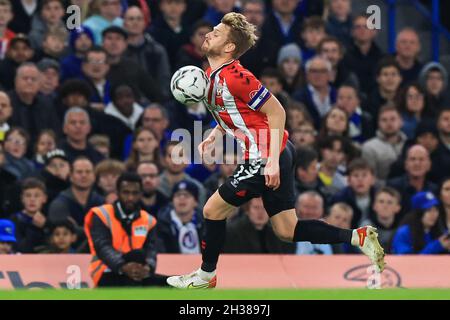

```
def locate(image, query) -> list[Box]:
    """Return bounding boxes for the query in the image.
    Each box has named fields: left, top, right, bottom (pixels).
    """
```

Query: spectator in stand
left=125, top=127, right=161, bottom=171
left=83, top=0, right=124, bottom=45
left=33, top=129, right=57, bottom=169
left=239, top=0, right=267, bottom=76
left=394, top=28, right=422, bottom=86
left=331, top=158, right=377, bottom=228
left=203, top=0, right=239, bottom=26
left=10, top=178, right=49, bottom=253
left=318, top=36, right=359, bottom=89
left=3, top=127, right=35, bottom=180
left=60, top=26, right=95, bottom=82
left=295, top=191, right=333, bottom=255
left=158, top=141, right=207, bottom=207
left=392, top=191, right=450, bottom=254
left=35, top=28, right=68, bottom=61
left=48, top=156, right=104, bottom=241
left=102, top=26, right=163, bottom=103
left=80, top=46, right=112, bottom=109
left=277, top=43, right=304, bottom=95
left=0, top=144, right=19, bottom=217
left=0, top=219, right=16, bottom=254
left=8, top=63, right=60, bottom=143
left=362, top=104, right=407, bottom=183
left=0, top=34, right=35, bottom=91
left=57, top=79, right=131, bottom=159
left=396, top=83, right=432, bottom=139
left=360, top=186, right=401, bottom=253
left=387, top=144, right=438, bottom=218
left=149, top=0, right=190, bottom=70
left=36, top=219, right=77, bottom=253
left=316, top=135, right=349, bottom=199
left=94, top=159, right=125, bottom=204
left=259, top=0, right=302, bottom=68
left=0, top=0, right=15, bottom=60
left=324, top=202, right=354, bottom=253
left=318, top=107, right=349, bottom=140
left=60, top=107, right=105, bottom=165
left=8, top=0, right=39, bottom=35
left=439, top=178, right=450, bottom=231
left=366, top=58, right=403, bottom=125
left=434, top=108, right=450, bottom=184
left=40, top=149, right=71, bottom=204
left=285, top=101, right=312, bottom=133
left=224, top=197, right=296, bottom=254
left=298, top=16, right=327, bottom=64
left=89, top=134, right=111, bottom=159
left=105, top=84, right=144, bottom=130
left=137, top=161, right=169, bottom=217
left=293, top=56, right=336, bottom=130
left=294, top=146, right=326, bottom=198
left=336, top=85, right=374, bottom=144
left=124, top=6, right=171, bottom=98
left=175, top=20, right=212, bottom=70
left=342, top=14, right=384, bottom=97
left=289, top=120, right=317, bottom=148
left=37, top=58, right=60, bottom=98
left=325, top=0, right=353, bottom=48
left=204, top=153, right=238, bottom=198
left=0, top=90, right=12, bottom=142
left=419, top=62, right=450, bottom=111
left=156, top=180, right=203, bottom=254
left=140, top=103, right=172, bottom=150
left=28, top=0, right=67, bottom=52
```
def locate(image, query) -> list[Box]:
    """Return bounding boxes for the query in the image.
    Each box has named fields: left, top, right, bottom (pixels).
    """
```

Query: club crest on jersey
left=216, top=84, right=223, bottom=97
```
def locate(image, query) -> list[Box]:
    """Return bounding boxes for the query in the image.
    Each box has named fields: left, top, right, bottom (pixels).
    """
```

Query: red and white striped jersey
left=205, top=60, right=289, bottom=160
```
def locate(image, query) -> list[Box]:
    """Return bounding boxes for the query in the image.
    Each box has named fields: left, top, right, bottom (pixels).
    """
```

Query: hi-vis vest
left=84, top=204, right=157, bottom=286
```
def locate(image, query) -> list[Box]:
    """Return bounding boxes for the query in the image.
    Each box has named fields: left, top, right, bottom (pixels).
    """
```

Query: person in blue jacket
left=392, top=191, right=450, bottom=254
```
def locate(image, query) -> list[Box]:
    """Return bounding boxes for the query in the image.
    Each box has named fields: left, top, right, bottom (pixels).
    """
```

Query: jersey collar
left=210, top=59, right=236, bottom=79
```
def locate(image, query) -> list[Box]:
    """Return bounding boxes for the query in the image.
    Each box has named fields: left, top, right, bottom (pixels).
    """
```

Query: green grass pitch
left=1, top=288, right=450, bottom=300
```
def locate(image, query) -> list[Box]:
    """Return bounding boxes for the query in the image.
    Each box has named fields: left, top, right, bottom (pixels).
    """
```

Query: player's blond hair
left=221, top=12, right=258, bottom=58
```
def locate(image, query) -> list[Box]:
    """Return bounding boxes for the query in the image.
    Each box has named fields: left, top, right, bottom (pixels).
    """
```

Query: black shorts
left=218, top=140, right=297, bottom=217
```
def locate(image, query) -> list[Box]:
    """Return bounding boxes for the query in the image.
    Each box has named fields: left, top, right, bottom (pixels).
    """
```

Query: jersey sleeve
left=226, top=69, right=272, bottom=111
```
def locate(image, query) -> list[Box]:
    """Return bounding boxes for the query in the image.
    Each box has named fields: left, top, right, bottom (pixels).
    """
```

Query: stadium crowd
left=0, top=0, right=450, bottom=257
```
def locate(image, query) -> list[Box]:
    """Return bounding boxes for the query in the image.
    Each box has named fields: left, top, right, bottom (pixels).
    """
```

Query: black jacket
left=10, top=211, right=50, bottom=253
left=59, top=140, right=105, bottom=165
left=224, top=214, right=296, bottom=254
left=89, top=202, right=158, bottom=274
left=39, top=169, right=70, bottom=204
left=0, top=168, right=19, bottom=218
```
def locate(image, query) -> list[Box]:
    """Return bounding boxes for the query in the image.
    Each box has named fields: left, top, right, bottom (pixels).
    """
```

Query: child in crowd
left=10, top=178, right=49, bottom=253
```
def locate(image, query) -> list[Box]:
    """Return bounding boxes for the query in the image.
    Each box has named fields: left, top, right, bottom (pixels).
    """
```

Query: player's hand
left=198, top=136, right=215, bottom=158
left=264, top=158, right=280, bottom=190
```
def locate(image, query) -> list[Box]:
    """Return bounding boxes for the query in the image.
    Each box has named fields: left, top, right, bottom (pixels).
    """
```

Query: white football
left=170, top=65, right=209, bottom=104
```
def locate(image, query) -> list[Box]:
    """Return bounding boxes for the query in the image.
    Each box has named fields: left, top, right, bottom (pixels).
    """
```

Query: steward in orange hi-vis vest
left=84, top=203, right=156, bottom=286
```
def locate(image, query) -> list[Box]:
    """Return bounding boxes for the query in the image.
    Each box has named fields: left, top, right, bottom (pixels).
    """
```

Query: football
left=170, top=65, right=209, bottom=104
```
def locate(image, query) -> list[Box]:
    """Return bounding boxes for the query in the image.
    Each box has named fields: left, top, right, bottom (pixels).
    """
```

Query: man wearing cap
left=102, top=25, right=163, bottom=103
left=85, top=172, right=167, bottom=287
left=0, top=34, right=34, bottom=91
left=83, top=0, right=124, bottom=45
left=0, top=219, right=16, bottom=254
left=37, top=58, right=60, bottom=97
left=40, top=148, right=71, bottom=204
left=391, top=191, right=450, bottom=254
left=156, top=180, right=204, bottom=254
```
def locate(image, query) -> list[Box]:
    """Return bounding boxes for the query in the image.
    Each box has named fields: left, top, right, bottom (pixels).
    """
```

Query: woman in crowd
left=126, top=127, right=161, bottom=171
left=33, top=129, right=57, bottom=169
left=3, top=127, right=35, bottom=180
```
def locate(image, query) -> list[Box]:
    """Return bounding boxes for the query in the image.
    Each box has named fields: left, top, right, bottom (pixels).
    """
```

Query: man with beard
left=136, top=161, right=169, bottom=217
left=84, top=172, right=168, bottom=287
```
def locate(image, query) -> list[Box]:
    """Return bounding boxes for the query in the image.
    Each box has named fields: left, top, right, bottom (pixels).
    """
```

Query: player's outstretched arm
left=259, top=95, right=286, bottom=190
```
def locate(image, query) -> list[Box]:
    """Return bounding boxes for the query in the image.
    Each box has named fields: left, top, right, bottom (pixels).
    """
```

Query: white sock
left=351, top=229, right=360, bottom=246
left=199, top=268, right=216, bottom=280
